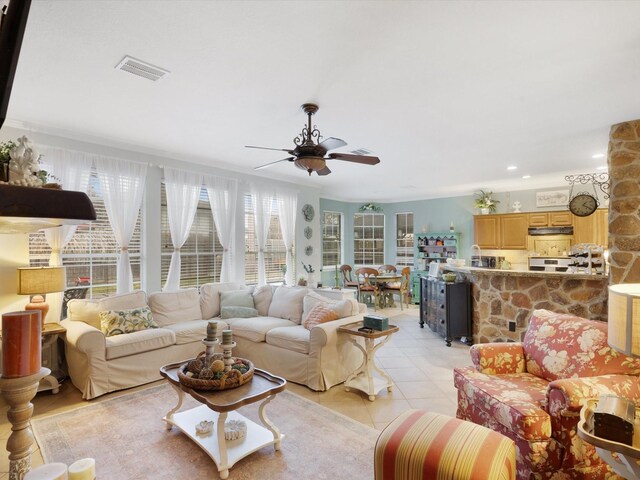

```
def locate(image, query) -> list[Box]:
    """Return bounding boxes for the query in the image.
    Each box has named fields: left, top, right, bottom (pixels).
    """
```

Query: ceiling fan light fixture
left=294, top=157, right=325, bottom=175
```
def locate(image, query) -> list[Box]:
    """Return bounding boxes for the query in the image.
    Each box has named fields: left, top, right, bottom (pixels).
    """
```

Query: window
left=353, top=213, right=384, bottom=265
left=160, top=185, right=223, bottom=288
left=396, top=212, right=414, bottom=267
left=244, top=194, right=287, bottom=284
left=29, top=169, right=142, bottom=299
left=322, top=211, right=342, bottom=268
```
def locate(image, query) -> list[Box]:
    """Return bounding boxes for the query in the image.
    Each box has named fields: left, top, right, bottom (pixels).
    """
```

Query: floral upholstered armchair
left=454, top=309, right=640, bottom=480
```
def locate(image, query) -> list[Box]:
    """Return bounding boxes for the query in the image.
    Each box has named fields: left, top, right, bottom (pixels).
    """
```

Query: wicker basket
left=178, top=353, right=254, bottom=391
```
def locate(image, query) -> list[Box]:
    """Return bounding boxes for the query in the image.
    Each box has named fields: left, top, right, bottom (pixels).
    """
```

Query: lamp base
left=25, top=295, right=48, bottom=327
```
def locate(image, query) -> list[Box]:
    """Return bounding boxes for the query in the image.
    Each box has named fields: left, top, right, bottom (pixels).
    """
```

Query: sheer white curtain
left=41, top=149, right=93, bottom=320
left=252, top=188, right=275, bottom=286
left=204, top=175, right=238, bottom=283
left=277, top=192, right=297, bottom=286
left=163, top=167, right=202, bottom=291
left=96, top=156, right=147, bottom=294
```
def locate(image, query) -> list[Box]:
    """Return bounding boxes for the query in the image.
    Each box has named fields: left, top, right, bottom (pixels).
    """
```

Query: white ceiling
left=5, top=0, right=640, bottom=202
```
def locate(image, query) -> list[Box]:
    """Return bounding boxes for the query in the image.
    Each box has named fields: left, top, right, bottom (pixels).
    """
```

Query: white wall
left=0, top=126, right=322, bottom=299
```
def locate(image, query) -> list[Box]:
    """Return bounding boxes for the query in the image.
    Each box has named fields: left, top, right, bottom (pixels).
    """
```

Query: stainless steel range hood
left=0, top=185, right=96, bottom=233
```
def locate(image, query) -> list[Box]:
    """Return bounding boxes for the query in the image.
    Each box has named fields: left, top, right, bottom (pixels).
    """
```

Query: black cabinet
left=420, top=276, right=472, bottom=347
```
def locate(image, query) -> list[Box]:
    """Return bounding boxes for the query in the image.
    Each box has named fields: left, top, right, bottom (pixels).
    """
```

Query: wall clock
left=304, top=226, right=313, bottom=239
left=568, top=193, right=598, bottom=217
left=302, top=204, right=314, bottom=222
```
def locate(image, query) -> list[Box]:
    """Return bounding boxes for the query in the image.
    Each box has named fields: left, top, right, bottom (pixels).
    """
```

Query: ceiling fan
left=246, top=103, right=381, bottom=176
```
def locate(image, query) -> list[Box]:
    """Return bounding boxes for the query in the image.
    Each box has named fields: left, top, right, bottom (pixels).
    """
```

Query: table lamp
left=608, top=284, right=640, bottom=357
left=17, top=266, right=66, bottom=327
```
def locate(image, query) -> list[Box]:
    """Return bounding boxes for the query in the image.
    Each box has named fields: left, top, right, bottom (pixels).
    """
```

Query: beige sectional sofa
left=61, top=283, right=366, bottom=399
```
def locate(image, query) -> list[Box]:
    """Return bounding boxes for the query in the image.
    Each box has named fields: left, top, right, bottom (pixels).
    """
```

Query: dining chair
left=340, top=265, right=359, bottom=289
left=384, top=266, right=411, bottom=310
left=354, top=267, right=381, bottom=311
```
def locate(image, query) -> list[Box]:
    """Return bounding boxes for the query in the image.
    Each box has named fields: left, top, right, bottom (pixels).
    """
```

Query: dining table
left=371, top=273, right=402, bottom=308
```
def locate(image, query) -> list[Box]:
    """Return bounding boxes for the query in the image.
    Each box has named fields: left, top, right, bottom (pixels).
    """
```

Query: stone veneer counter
left=442, top=266, right=609, bottom=343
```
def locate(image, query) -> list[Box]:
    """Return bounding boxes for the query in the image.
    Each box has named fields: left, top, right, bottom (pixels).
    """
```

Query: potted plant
left=0, top=139, right=16, bottom=183
left=474, top=190, right=499, bottom=214
left=301, top=262, right=316, bottom=288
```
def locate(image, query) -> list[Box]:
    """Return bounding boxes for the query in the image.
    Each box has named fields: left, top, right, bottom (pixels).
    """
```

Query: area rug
left=32, top=384, right=378, bottom=480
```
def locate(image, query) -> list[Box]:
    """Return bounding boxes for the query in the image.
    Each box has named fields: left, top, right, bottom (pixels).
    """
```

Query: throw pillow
left=99, top=306, right=158, bottom=337
left=148, top=288, right=201, bottom=327
left=220, top=289, right=255, bottom=309
left=67, top=290, right=148, bottom=329
left=268, top=286, right=309, bottom=324
left=303, top=304, right=340, bottom=330
left=220, top=306, right=259, bottom=319
left=253, top=284, right=275, bottom=316
left=200, top=282, right=246, bottom=319
left=302, top=291, right=357, bottom=321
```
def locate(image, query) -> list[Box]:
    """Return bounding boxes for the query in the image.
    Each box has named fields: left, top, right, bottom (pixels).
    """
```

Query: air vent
left=115, top=55, right=170, bottom=81
left=350, top=148, right=372, bottom=155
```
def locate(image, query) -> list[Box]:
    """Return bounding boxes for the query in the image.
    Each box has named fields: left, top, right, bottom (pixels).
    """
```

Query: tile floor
left=0, top=304, right=473, bottom=477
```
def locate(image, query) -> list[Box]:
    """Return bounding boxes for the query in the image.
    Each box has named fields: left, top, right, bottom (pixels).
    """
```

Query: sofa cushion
left=266, top=325, right=311, bottom=355
left=454, top=366, right=551, bottom=441
left=302, top=291, right=355, bottom=322
left=229, top=316, right=297, bottom=343
left=162, top=319, right=228, bottom=345
left=302, top=304, right=340, bottom=330
left=267, top=286, right=309, bottom=324
left=105, top=328, right=176, bottom=360
left=148, top=289, right=202, bottom=327
left=523, top=309, right=640, bottom=382
left=99, top=306, right=158, bottom=337
left=68, top=290, right=147, bottom=330
left=253, top=284, right=275, bottom=316
left=220, top=290, right=255, bottom=309
left=220, top=306, right=258, bottom=319
left=199, top=282, right=247, bottom=319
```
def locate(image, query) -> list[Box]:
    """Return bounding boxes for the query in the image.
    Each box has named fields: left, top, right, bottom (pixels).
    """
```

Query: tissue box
left=363, top=314, right=389, bottom=331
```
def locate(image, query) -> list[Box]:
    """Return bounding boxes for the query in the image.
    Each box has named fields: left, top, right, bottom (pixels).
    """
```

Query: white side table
left=39, top=323, right=66, bottom=394
left=338, top=322, right=399, bottom=401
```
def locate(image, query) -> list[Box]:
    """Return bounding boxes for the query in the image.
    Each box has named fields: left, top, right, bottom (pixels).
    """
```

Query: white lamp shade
left=608, top=284, right=640, bottom=356
left=17, top=266, right=66, bottom=295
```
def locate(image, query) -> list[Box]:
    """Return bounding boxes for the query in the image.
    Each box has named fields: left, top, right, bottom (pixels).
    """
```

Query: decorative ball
left=210, top=360, right=225, bottom=373
left=199, top=368, right=214, bottom=380
left=187, top=358, right=204, bottom=374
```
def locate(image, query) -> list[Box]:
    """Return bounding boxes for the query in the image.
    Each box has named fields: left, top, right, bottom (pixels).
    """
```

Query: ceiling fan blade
left=254, top=157, right=295, bottom=170
left=245, top=145, right=293, bottom=153
left=328, top=153, right=381, bottom=165
left=317, top=166, right=331, bottom=176
left=318, top=137, right=347, bottom=151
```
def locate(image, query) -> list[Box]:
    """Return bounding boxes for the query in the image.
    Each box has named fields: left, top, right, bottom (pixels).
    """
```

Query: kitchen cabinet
left=527, top=212, right=572, bottom=227
left=500, top=214, right=529, bottom=249
left=573, top=208, right=608, bottom=247
left=410, top=270, right=427, bottom=304
left=420, top=276, right=471, bottom=347
left=473, top=215, right=500, bottom=249
left=473, top=214, right=527, bottom=250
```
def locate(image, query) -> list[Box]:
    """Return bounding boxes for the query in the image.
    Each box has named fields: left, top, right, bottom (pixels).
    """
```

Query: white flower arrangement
left=474, top=190, right=500, bottom=213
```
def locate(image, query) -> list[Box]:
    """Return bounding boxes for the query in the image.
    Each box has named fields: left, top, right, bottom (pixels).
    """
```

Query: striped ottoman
left=374, top=410, right=516, bottom=480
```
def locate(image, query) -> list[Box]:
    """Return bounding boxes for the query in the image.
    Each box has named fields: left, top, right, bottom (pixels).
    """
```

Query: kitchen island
left=443, top=266, right=608, bottom=343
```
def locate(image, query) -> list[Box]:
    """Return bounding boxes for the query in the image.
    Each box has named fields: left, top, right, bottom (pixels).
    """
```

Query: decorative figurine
left=8, top=136, right=43, bottom=187
left=512, top=201, right=522, bottom=213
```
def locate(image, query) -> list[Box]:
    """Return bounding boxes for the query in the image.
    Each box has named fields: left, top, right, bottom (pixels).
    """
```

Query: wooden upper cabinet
left=474, top=215, right=500, bottom=249
left=528, top=213, right=548, bottom=227
left=549, top=211, right=572, bottom=226
left=571, top=208, right=608, bottom=247
left=500, top=214, right=529, bottom=249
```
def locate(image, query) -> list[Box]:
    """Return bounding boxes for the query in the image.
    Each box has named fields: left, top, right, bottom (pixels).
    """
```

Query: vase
left=307, top=273, right=317, bottom=289
left=480, top=208, right=490, bottom=215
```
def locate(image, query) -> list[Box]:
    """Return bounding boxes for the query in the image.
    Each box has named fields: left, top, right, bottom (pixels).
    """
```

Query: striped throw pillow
left=302, top=304, right=339, bottom=330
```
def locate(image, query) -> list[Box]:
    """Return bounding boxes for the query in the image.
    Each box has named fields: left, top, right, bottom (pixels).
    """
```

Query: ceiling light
left=115, top=55, right=170, bottom=82
left=522, top=175, right=531, bottom=179
left=507, top=166, right=517, bottom=171
left=592, top=153, right=605, bottom=159
left=597, top=165, right=608, bottom=170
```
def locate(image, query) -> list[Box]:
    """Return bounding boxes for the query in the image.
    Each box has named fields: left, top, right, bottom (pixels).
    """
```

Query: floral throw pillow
left=302, top=304, right=339, bottom=330
left=99, top=306, right=158, bottom=337
left=523, top=309, right=640, bottom=381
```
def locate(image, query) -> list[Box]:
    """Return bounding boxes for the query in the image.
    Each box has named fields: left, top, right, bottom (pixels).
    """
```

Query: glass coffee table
left=160, top=361, right=286, bottom=479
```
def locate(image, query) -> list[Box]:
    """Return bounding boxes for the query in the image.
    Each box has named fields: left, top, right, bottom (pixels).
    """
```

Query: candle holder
left=202, top=337, right=220, bottom=368
left=220, top=341, right=237, bottom=372
left=0, top=367, right=50, bottom=480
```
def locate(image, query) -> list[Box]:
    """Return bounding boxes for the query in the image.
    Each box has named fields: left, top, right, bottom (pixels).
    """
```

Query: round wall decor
left=304, top=226, right=313, bottom=239
left=305, top=245, right=313, bottom=256
left=302, top=204, right=315, bottom=222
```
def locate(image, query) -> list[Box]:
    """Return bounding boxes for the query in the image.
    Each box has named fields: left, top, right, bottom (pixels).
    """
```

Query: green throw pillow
left=99, top=306, right=158, bottom=337
left=220, top=306, right=259, bottom=319
left=220, top=289, right=255, bottom=309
